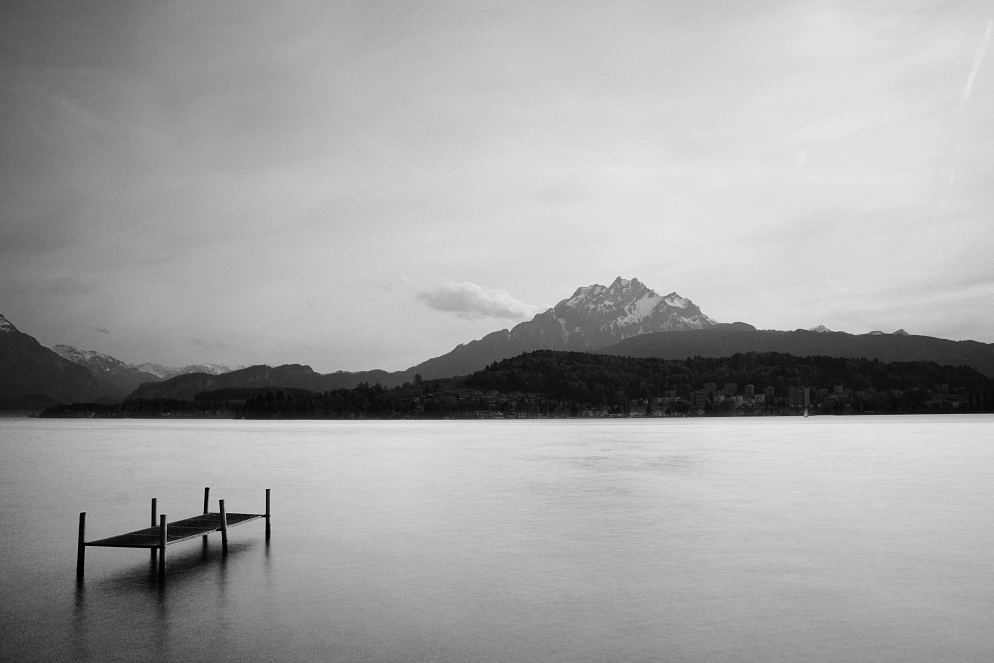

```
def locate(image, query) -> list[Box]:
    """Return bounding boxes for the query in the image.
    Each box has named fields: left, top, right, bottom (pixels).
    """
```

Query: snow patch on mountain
left=0, top=314, right=17, bottom=333
left=632, top=293, right=663, bottom=319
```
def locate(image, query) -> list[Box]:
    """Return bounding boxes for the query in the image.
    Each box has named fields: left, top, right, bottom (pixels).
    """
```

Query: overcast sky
left=2, top=0, right=992, bottom=372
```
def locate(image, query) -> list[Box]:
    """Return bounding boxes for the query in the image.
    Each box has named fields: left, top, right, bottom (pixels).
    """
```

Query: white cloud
left=416, top=280, right=540, bottom=320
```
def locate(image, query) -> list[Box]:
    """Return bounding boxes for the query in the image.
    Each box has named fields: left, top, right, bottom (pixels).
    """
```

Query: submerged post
left=202, top=487, right=210, bottom=545
left=150, top=498, right=158, bottom=565
left=76, top=512, right=86, bottom=581
left=219, top=499, right=228, bottom=554
left=265, top=489, right=271, bottom=540
left=158, top=514, right=167, bottom=579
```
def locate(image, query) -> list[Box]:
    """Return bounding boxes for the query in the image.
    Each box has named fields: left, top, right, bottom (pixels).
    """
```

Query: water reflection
left=95, top=541, right=252, bottom=591
left=71, top=582, right=89, bottom=662
left=154, top=579, right=169, bottom=660
left=69, top=540, right=262, bottom=662
left=264, top=537, right=272, bottom=584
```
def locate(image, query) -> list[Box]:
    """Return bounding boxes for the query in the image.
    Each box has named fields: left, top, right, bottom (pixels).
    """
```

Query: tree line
left=39, top=350, right=994, bottom=418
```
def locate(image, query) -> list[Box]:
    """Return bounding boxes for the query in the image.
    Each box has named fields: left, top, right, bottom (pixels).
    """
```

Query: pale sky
left=2, top=0, right=992, bottom=372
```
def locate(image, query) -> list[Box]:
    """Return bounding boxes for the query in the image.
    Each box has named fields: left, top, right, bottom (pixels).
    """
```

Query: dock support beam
left=265, top=489, right=271, bottom=540
left=150, top=498, right=158, bottom=565
left=202, top=487, right=210, bottom=546
left=76, top=512, right=86, bottom=581
left=219, top=499, right=228, bottom=554
left=158, top=514, right=167, bottom=579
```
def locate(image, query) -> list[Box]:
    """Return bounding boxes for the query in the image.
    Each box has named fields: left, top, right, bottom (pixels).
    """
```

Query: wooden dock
left=77, top=487, right=270, bottom=580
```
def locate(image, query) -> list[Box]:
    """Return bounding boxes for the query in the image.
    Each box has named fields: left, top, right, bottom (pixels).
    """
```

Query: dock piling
left=158, top=514, right=167, bottom=579
left=76, top=512, right=86, bottom=581
left=150, top=498, right=158, bottom=565
left=219, top=499, right=228, bottom=554
left=265, top=489, right=271, bottom=540
left=202, top=487, right=210, bottom=546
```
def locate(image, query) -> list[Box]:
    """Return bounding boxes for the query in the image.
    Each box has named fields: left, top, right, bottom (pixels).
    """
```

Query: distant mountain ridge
left=134, top=362, right=245, bottom=379
left=50, top=345, right=244, bottom=399
left=597, top=328, right=994, bottom=378
left=127, top=364, right=399, bottom=401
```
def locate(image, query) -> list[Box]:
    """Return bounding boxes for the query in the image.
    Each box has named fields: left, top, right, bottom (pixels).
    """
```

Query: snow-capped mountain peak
left=517, top=277, right=720, bottom=349
left=0, top=314, right=17, bottom=333
left=808, top=325, right=833, bottom=333
left=52, top=344, right=131, bottom=373
left=412, top=276, right=723, bottom=378
left=553, top=278, right=714, bottom=329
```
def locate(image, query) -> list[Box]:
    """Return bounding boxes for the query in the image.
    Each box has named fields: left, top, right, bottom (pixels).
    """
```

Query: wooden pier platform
left=85, top=511, right=263, bottom=549
left=77, top=487, right=270, bottom=581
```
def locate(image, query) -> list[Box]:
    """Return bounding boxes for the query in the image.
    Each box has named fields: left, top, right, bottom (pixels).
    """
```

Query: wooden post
left=202, top=487, right=210, bottom=545
left=219, top=499, right=228, bottom=554
left=150, top=498, right=158, bottom=565
left=76, top=512, right=86, bottom=581
left=265, top=489, right=271, bottom=540
left=158, top=514, right=167, bottom=579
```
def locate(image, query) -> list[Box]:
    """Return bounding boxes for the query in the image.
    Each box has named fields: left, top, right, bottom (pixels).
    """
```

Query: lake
left=1, top=416, right=992, bottom=662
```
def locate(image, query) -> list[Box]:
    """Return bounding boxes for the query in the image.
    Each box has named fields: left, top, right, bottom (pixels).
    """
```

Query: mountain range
left=51, top=345, right=163, bottom=400
left=0, top=313, right=243, bottom=410
left=4, top=276, right=994, bottom=409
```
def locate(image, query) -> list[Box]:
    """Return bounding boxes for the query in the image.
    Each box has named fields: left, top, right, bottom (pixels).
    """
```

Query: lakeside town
left=394, top=381, right=976, bottom=418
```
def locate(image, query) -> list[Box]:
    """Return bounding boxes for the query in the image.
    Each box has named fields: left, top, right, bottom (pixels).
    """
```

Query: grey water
left=1, top=416, right=992, bottom=662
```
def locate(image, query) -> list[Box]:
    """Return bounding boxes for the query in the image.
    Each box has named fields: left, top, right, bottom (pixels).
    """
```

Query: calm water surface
left=1, top=416, right=992, bottom=662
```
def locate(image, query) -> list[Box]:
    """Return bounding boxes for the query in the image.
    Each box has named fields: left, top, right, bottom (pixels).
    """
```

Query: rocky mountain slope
left=0, top=315, right=102, bottom=404
left=409, top=277, right=720, bottom=380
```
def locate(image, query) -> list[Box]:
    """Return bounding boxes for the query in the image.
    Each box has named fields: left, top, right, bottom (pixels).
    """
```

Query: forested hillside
left=466, top=350, right=993, bottom=411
